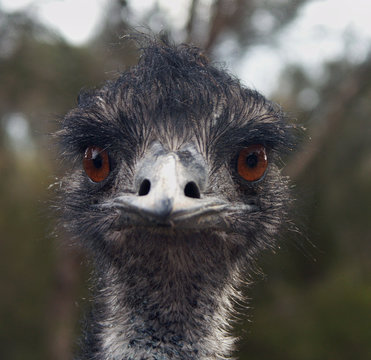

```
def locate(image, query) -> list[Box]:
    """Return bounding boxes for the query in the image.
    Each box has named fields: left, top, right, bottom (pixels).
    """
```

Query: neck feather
left=80, top=231, right=246, bottom=360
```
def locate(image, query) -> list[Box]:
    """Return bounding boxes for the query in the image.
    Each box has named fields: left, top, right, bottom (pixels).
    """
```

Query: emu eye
left=237, top=144, right=268, bottom=182
left=83, top=146, right=110, bottom=182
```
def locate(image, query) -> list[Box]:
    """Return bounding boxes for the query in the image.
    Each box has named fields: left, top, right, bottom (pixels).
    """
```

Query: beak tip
left=155, top=197, right=174, bottom=219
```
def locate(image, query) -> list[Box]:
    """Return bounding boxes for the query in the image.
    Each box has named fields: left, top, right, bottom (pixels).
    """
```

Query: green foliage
left=0, top=151, right=53, bottom=360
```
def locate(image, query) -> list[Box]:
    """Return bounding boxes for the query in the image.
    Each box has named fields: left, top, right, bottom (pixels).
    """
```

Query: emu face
left=57, top=39, right=294, bottom=359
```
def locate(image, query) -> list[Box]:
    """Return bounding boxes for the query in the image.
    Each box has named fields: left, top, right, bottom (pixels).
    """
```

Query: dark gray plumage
left=56, top=36, right=295, bottom=359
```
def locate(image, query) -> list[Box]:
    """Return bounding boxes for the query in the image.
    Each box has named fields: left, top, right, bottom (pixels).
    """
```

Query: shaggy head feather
left=56, top=35, right=295, bottom=359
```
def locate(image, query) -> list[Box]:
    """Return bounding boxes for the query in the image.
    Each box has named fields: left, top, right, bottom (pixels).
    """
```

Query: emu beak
left=141, top=154, right=190, bottom=217
left=112, top=151, right=227, bottom=226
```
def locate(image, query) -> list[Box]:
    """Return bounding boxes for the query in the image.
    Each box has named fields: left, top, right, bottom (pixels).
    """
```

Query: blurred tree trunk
left=205, top=0, right=249, bottom=51
left=46, top=242, right=84, bottom=360
left=285, top=55, right=371, bottom=180
left=185, top=0, right=199, bottom=43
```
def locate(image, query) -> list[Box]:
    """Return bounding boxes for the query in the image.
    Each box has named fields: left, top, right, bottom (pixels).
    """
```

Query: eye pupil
left=246, top=153, right=258, bottom=168
left=93, top=154, right=103, bottom=169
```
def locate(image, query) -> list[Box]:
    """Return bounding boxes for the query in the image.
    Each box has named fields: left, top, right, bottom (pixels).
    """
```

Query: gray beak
left=133, top=153, right=201, bottom=220
left=111, top=148, right=229, bottom=226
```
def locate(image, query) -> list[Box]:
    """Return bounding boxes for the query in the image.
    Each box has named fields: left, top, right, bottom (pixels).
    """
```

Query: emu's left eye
left=83, top=146, right=110, bottom=182
left=237, top=144, right=268, bottom=182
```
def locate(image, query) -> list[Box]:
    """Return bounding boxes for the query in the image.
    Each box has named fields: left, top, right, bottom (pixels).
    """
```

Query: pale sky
left=238, top=0, right=371, bottom=94
left=2, top=0, right=371, bottom=95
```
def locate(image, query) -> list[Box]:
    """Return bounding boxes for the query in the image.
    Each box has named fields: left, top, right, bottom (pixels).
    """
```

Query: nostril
left=184, top=181, right=201, bottom=199
left=138, top=179, right=151, bottom=196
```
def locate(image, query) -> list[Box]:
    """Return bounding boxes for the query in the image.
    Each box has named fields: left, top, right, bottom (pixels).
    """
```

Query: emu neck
left=84, top=231, right=244, bottom=360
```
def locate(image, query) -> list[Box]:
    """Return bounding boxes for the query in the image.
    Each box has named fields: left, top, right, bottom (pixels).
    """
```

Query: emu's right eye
left=83, top=146, right=110, bottom=182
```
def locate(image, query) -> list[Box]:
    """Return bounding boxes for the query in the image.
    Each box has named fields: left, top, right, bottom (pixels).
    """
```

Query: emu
left=57, top=36, right=295, bottom=359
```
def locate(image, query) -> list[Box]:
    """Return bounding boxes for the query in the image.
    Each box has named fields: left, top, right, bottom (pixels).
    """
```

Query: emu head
left=57, top=37, right=294, bottom=359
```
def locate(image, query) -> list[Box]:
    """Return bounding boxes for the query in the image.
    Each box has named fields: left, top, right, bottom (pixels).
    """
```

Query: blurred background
left=0, top=0, right=370, bottom=359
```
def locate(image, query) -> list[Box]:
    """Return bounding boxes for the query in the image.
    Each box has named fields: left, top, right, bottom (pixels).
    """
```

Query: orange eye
left=237, top=144, right=268, bottom=182
left=83, top=146, right=110, bottom=182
